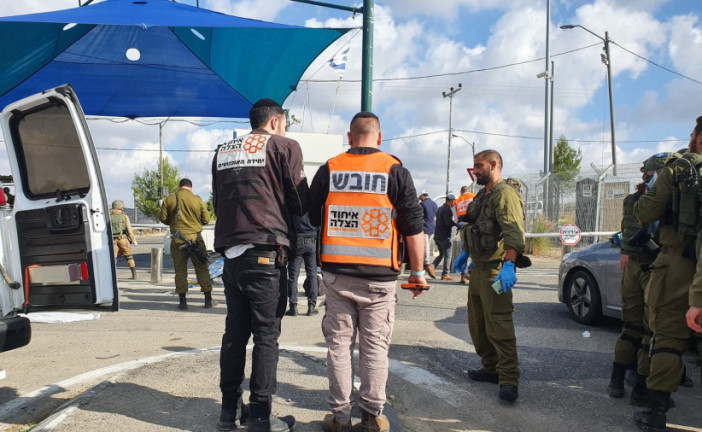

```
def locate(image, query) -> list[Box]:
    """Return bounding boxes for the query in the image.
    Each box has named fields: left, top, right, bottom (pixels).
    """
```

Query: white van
left=0, top=85, right=118, bottom=352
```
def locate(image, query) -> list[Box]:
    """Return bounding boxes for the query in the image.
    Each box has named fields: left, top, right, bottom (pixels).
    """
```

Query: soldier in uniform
left=463, top=149, right=525, bottom=402
left=110, top=200, right=138, bottom=280
left=633, top=116, right=702, bottom=431
left=159, top=178, right=213, bottom=310
left=608, top=153, right=670, bottom=404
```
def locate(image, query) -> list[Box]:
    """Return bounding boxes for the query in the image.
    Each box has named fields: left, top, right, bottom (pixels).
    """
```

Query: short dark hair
left=249, top=98, right=285, bottom=129
left=179, top=178, right=192, bottom=188
left=474, top=149, right=503, bottom=169
left=695, top=116, right=702, bottom=135
left=350, top=111, right=380, bottom=134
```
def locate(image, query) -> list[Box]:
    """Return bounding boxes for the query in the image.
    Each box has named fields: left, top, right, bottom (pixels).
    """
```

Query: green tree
left=131, top=158, right=180, bottom=220
left=207, top=191, right=216, bottom=221
left=553, top=135, right=582, bottom=189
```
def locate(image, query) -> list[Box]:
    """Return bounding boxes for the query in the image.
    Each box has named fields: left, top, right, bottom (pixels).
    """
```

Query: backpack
left=110, top=213, right=126, bottom=237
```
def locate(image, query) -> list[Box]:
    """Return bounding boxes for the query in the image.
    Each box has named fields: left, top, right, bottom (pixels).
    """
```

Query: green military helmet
left=111, top=200, right=124, bottom=210
left=640, top=152, right=672, bottom=173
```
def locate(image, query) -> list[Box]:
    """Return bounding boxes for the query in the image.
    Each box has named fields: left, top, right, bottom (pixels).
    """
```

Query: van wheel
left=566, top=269, right=601, bottom=325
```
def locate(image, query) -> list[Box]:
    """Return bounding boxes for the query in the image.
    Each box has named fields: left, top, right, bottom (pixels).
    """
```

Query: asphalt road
left=0, top=234, right=699, bottom=431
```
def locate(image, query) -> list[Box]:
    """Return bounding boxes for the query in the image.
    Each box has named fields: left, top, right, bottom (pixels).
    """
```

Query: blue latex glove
left=493, top=261, right=517, bottom=292
left=453, top=251, right=470, bottom=274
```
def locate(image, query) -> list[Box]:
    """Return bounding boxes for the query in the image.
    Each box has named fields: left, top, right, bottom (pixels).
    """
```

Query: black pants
left=287, top=238, right=318, bottom=306
left=219, top=250, right=287, bottom=419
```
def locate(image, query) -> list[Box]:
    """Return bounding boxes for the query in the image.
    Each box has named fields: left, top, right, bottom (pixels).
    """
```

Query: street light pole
left=451, top=134, right=475, bottom=160
left=442, top=84, right=462, bottom=197
left=560, top=24, right=617, bottom=175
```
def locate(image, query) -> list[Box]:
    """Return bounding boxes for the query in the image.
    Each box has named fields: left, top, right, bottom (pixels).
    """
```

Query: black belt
left=244, top=248, right=277, bottom=259
left=300, top=237, right=316, bottom=244
left=252, top=244, right=279, bottom=251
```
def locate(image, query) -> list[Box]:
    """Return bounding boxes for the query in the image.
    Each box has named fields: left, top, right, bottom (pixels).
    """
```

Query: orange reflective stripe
left=321, top=152, right=401, bottom=269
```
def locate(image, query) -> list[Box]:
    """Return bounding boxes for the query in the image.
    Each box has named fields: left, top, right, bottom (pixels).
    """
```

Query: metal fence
left=509, top=162, right=644, bottom=252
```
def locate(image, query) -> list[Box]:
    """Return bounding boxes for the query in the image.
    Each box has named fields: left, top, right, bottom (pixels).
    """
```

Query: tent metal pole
left=288, top=0, right=372, bottom=111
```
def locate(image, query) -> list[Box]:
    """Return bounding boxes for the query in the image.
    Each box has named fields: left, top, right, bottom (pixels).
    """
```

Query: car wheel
left=566, top=269, right=602, bottom=325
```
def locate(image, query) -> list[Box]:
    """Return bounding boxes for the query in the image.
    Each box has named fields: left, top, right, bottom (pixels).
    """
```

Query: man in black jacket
left=434, top=194, right=458, bottom=280
left=212, top=98, right=308, bottom=432
left=285, top=213, right=319, bottom=317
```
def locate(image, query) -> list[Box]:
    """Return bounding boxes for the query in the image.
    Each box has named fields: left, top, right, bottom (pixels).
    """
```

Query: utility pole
left=159, top=122, right=164, bottom=198
left=604, top=31, right=617, bottom=175
left=549, top=60, right=555, bottom=175
left=543, top=0, right=551, bottom=177
left=442, top=84, right=462, bottom=197
left=560, top=25, right=617, bottom=175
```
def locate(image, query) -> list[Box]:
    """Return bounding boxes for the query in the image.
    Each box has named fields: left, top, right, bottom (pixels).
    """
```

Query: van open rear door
left=0, top=85, right=117, bottom=313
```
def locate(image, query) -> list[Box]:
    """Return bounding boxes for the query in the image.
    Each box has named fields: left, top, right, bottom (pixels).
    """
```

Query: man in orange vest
left=309, top=112, right=426, bottom=432
left=454, top=185, right=476, bottom=283
left=455, top=185, right=476, bottom=220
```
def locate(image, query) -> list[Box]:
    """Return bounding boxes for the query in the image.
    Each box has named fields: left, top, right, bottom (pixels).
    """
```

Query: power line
left=301, top=43, right=602, bottom=83
left=611, top=41, right=702, bottom=86
left=382, top=128, right=688, bottom=144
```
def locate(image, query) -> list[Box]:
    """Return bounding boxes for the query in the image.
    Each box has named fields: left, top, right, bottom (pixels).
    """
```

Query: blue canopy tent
left=0, top=0, right=349, bottom=118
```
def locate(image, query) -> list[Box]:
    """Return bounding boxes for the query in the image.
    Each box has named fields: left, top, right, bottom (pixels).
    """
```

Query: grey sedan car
left=558, top=233, right=623, bottom=324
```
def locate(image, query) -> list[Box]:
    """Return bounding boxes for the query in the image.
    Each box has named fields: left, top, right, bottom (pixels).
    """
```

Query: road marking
left=3, top=344, right=471, bottom=429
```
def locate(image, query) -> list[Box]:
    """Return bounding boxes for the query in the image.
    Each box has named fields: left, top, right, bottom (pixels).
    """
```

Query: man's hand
left=619, top=254, right=629, bottom=271
left=635, top=182, right=647, bottom=196
left=407, top=274, right=428, bottom=299
left=493, top=261, right=517, bottom=292
left=686, top=306, right=702, bottom=333
left=132, top=240, right=138, bottom=247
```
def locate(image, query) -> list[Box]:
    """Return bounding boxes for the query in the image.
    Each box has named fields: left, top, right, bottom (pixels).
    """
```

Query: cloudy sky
left=1, top=0, right=701, bottom=206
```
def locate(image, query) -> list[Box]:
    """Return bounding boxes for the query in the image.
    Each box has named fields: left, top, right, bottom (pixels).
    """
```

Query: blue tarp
left=0, top=0, right=349, bottom=118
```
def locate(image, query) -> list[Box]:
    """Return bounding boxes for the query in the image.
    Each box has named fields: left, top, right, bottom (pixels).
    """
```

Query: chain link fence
left=510, top=162, right=644, bottom=254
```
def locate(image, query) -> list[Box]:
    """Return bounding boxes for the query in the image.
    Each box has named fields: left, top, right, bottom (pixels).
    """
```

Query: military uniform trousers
left=113, top=235, right=135, bottom=268
left=467, top=262, right=519, bottom=386
left=170, top=232, right=212, bottom=294
left=614, top=257, right=652, bottom=376
left=646, top=252, right=700, bottom=392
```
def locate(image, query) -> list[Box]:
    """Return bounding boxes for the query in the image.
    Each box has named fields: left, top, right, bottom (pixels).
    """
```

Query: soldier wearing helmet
left=633, top=116, right=702, bottom=431
left=110, top=200, right=138, bottom=280
left=607, top=152, right=670, bottom=404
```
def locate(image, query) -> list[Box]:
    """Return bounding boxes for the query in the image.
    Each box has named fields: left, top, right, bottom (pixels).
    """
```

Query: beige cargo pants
left=321, top=271, right=396, bottom=424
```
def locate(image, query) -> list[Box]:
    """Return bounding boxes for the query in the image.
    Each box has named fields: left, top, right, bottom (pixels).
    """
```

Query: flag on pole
left=329, top=44, right=350, bottom=77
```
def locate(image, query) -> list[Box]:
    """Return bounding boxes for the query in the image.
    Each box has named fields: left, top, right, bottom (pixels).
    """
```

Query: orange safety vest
left=455, top=192, right=476, bottom=218
left=321, top=151, right=401, bottom=270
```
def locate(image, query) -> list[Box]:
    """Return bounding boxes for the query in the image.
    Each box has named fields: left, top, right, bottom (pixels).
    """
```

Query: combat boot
left=307, top=303, right=318, bottom=316
left=248, top=414, right=295, bottom=432
left=608, top=362, right=627, bottom=398
left=217, top=395, right=245, bottom=431
left=322, top=414, right=352, bottom=432
left=130, top=267, right=137, bottom=280
left=633, top=391, right=669, bottom=432
left=285, top=303, right=298, bottom=316
left=629, top=373, right=649, bottom=407
left=178, top=294, right=188, bottom=310
left=204, top=292, right=213, bottom=309
left=360, top=411, right=389, bottom=432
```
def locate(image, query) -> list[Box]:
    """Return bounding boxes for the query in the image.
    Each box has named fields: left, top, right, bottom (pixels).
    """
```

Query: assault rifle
left=171, top=231, right=208, bottom=264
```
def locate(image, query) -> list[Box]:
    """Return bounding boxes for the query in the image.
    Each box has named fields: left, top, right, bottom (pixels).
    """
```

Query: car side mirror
left=610, top=232, right=622, bottom=246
